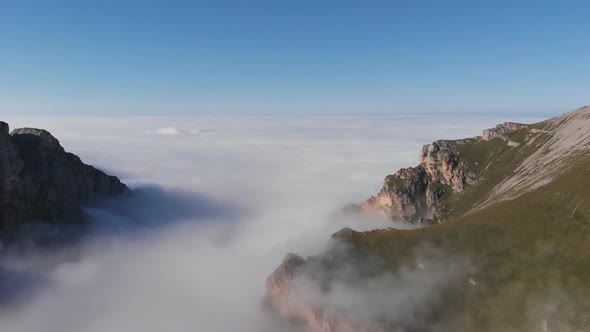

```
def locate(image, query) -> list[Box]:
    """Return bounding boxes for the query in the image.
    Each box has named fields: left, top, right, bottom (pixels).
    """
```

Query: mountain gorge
left=266, top=106, right=590, bottom=332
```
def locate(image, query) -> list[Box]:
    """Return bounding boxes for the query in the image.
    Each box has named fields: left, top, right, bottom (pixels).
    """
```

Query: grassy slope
left=440, top=123, right=553, bottom=219
left=340, top=121, right=590, bottom=330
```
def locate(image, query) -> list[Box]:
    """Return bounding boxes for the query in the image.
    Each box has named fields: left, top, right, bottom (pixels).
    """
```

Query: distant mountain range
left=266, top=106, right=590, bottom=332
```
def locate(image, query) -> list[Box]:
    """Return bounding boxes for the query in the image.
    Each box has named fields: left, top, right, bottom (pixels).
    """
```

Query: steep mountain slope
left=475, top=106, right=590, bottom=211
left=355, top=106, right=590, bottom=224
left=0, top=122, right=128, bottom=229
left=265, top=106, right=590, bottom=332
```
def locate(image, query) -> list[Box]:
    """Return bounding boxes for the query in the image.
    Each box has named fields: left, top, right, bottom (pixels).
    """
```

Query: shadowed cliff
left=0, top=122, right=128, bottom=229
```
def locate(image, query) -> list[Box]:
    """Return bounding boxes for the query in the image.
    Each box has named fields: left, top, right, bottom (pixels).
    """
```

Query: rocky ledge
left=354, top=122, right=527, bottom=224
left=0, top=121, right=128, bottom=228
left=482, top=122, right=527, bottom=141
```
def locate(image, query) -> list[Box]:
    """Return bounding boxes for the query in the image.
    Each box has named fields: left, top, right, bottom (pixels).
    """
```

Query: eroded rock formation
left=482, top=122, right=527, bottom=141
left=355, top=121, right=531, bottom=223
left=0, top=122, right=128, bottom=228
left=266, top=108, right=590, bottom=332
left=356, top=138, right=476, bottom=223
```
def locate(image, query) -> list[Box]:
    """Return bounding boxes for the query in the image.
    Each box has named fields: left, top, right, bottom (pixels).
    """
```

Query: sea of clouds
left=0, top=115, right=543, bottom=331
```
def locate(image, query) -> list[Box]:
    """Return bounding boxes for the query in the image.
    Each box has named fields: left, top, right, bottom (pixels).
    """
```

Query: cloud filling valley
left=0, top=115, right=543, bottom=331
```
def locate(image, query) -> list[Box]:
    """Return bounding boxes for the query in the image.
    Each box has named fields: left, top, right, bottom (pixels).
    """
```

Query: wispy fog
left=290, top=244, right=473, bottom=330
left=0, top=115, right=542, bottom=331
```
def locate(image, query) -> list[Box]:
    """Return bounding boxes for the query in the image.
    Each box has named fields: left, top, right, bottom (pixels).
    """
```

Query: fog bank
left=0, top=115, right=542, bottom=331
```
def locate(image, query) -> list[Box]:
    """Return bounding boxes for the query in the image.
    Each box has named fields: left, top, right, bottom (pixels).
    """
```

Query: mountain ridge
left=0, top=121, right=128, bottom=229
left=265, top=106, right=590, bottom=332
left=352, top=106, right=590, bottom=224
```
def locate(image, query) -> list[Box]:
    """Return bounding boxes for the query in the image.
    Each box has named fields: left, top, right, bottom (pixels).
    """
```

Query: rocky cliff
left=266, top=106, right=590, bottom=332
left=0, top=122, right=128, bottom=228
left=481, top=122, right=527, bottom=141
left=356, top=122, right=528, bottom=224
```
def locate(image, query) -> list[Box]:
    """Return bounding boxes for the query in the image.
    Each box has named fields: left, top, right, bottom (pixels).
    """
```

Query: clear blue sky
left=1, top=0, right=589, bottom=116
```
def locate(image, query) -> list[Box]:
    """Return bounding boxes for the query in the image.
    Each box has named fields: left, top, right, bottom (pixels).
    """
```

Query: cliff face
left=0, top=122, right=128, bottom=228
left=356, top=139, right=475, bottom=224
left=482, top=122, right=527, bottom=141
left=266, top=107, right=590, bottom=332
left=357, top=123, right=527, bottom=224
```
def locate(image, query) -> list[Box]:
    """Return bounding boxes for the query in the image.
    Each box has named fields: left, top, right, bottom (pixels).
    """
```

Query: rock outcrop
left=357, top=139, right=476, bottom=224
left=0, top=122, right=128, bottom=228
left=419, top=139, right=476, bottom=192
left=355, top=121, right=534, bottom=223
left=264, top=253, right=307, bottom=318
left=482, top=122, right=527, bottom=141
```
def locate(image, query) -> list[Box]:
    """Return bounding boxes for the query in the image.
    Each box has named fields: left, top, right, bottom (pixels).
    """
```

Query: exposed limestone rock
left=357, top=139, right=476, bottom=223
left=354, top=121, right=533, bottom=224
left=264, top=253, right=306, bottom=316
left=419, top=139, right=476, bottom=192
left=0, top=122, right=128, bottom=228
left=507, top=140, right=521, bottom=147
left=359, top=166, right=430, bottom=222
left=482, top=122, right=527, bottom=141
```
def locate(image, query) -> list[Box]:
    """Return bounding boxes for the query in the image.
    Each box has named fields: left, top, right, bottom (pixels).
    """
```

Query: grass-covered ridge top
left=265, top=106, right=590, bottom=332
left=358, top=106, right=590, bottom=224
left=338, top=115, right=590, bottom=330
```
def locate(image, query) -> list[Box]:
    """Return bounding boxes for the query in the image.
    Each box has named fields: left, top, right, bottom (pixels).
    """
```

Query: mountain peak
left=11, top=127, right=63, bottom=150
left=0, top=122, right=128, bottom=228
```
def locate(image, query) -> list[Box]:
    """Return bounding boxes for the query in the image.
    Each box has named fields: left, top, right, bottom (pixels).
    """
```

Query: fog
left=290, top=244, right=473, bottom=330
left=0, top=115, right=542, bottom=331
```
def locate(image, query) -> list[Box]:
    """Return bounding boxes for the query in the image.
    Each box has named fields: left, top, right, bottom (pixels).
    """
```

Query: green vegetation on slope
left=343, top=154, right=590, bottom=331
left=440, top=127, right=553, bottom=220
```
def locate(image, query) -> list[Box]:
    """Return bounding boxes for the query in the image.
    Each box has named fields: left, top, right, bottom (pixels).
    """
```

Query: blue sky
left=1, top=0, right=589, bottom=116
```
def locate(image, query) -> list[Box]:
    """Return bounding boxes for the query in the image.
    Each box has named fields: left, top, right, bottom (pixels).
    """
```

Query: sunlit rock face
left=356, top=138, right=476, bottom=224
left=481, top=122, right=527, bottom=141
left=419, top=139, right=476, bottom=192
left=0, top=122, right=128, bottom=228
left=355, top=121, right=529, bottom=224
left=360, top=166, right=431, bottom=222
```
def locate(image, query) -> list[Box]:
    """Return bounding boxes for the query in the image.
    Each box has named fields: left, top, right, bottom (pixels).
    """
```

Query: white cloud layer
left=0, top=115, right=543, bottom=331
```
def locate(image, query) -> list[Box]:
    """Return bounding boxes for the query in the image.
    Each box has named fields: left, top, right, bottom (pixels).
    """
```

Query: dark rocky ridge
left=0, top=122, right=128, bottom=229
